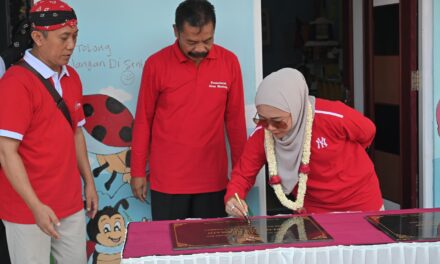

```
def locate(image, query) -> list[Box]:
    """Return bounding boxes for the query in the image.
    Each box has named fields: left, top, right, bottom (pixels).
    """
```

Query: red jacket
left=131, top=41, right=247, bottom=194
left=226, top=99, right=383, bottom=213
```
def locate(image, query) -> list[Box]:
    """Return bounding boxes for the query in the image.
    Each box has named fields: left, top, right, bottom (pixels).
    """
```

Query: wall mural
left=86, top=203, right=127, bottom=263
left=65, top=0, right=258, bottom=262
left=82, top=93, right=150, bottom=263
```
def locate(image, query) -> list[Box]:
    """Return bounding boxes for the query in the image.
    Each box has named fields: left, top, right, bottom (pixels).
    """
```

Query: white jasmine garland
left=265, top=102, right=313, bottom=211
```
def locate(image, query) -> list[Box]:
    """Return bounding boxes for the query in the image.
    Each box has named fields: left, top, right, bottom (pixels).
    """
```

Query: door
left=261, top=0, right=354, bottom=214
left=364, top=0, right=418, bottom=209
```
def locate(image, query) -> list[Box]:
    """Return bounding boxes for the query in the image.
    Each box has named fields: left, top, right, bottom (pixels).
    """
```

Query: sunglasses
left=253, top=113, right=290, bottom=129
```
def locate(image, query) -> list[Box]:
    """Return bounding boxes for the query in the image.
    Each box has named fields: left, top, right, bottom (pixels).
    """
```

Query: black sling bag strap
left=16, top=60, right=73, bottom=129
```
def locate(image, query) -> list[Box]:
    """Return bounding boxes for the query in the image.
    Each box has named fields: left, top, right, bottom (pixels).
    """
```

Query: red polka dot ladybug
left=83, top=94, right=133, bottom=147
left=82, top=94, right=133, bottom=190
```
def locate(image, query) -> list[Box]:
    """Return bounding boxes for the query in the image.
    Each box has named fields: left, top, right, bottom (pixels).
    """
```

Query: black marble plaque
left=366, top=212, right=440, bottom=241
left=170, top=216, right=332, bottom=250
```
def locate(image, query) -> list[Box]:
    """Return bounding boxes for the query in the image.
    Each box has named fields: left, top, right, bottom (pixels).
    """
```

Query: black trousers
left=0, top=221, right=11, bottom=264
left=151, top=189, right=228, bottom=220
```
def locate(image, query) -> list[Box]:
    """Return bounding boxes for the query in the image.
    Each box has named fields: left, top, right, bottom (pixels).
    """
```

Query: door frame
left=400, top=0, right=418, bottom=209
left=419, top=0, right=434, bottom=208
left=363, top=0, right=419, bottom=208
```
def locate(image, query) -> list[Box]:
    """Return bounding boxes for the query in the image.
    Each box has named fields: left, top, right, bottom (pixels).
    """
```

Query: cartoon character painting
left=82, top=92, right=151, bottom=262
left=82, top=94, right=133, bottom=191
left=87, top=200, right=127, bottom=264
left=93, top=149, right=131, bottom=190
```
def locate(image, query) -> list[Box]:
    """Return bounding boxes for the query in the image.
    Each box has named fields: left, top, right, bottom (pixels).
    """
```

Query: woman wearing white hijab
left=225, top=68, right=382, bottom=217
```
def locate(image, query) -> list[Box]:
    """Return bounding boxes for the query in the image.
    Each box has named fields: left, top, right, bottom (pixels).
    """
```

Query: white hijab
left=255, top=68, right=315, bottom=194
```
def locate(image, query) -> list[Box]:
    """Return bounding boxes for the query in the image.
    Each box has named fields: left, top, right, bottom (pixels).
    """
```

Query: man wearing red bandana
left=0, top=1, right=98, bottom=263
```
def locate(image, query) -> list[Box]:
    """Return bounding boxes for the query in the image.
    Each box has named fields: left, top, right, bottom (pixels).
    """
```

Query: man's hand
left=31, top=203, right=61, bottom=239
left=130, top=177, right=147, bottom=202
left=0, top=137, right=60, bottom=239
left=84, top=182, right=98, bottom=219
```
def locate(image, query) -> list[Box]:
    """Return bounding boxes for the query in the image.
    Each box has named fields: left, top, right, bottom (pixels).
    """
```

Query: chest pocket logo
left=316, top=137, right=328, bottom=149
left=209, top=81, right=229, bottom=90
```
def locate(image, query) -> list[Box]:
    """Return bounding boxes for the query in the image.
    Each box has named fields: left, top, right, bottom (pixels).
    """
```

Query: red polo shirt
left=0, top=58, right=85, bottom=223
left=131, top=41, right=247, bottom=194
left=226, top=99, right=383, bottom=213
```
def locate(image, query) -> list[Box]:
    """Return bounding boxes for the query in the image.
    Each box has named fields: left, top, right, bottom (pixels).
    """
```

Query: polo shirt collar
left=172, top=40, right=217, bottom=63
left=23, top=49, right=70, bottom=80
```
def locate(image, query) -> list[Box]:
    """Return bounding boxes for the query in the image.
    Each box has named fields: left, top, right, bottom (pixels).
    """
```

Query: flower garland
left=264, top=101, right=313, bottom=211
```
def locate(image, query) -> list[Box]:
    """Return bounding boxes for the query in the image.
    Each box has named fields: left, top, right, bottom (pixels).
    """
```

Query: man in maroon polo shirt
left=0, top=1, right=98, bottom=263
left=131, top=0, right=247, bottom=220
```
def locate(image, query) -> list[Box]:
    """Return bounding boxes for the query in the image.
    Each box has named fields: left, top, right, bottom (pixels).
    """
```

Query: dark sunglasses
left=253, top=113, right=290, bottom=129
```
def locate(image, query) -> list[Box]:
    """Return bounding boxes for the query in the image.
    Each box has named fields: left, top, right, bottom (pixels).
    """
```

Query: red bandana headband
left=30, top=0, right=77, bottom=31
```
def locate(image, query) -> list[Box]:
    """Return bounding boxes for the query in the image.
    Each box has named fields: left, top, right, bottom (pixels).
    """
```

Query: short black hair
left=175, top=0, right=216, bottom=32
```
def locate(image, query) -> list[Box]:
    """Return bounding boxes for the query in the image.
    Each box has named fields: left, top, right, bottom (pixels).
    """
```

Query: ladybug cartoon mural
left=86, top=199, right=128, bottom=264
left=82, top=94, right=133, bottom=190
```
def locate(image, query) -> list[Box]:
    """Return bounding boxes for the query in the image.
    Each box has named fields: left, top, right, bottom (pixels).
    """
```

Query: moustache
left=188, top=51, right=208, bottom=58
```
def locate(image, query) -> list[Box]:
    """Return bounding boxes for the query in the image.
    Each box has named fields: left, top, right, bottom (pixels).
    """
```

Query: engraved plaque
left=366, top=212, right=440, bottom=241
left=170, top=216, right=332, bottom=250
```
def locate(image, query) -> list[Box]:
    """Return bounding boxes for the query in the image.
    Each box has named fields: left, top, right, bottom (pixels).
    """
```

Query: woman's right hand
left=225, top=197, right=249, bottom=218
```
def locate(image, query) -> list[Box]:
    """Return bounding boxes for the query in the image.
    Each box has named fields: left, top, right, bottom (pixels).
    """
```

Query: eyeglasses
left=253, top=113, right=290, bottom=129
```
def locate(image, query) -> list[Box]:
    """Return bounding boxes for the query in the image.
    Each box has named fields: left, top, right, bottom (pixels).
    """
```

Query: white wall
left=419, top=0, right=434, bottom=208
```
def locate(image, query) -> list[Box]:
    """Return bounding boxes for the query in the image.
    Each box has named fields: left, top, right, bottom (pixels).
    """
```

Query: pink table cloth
left=123, top=208, right=440, bottom=259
